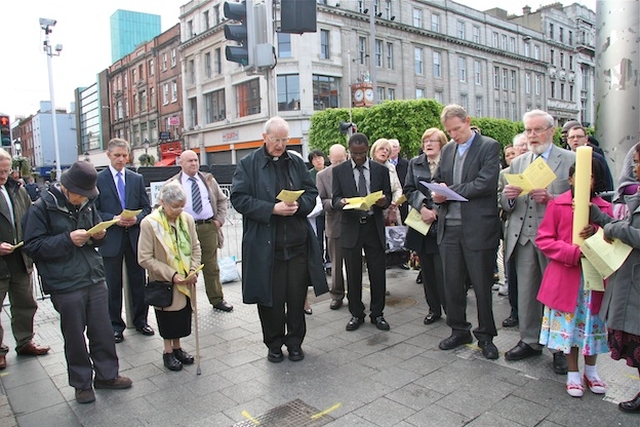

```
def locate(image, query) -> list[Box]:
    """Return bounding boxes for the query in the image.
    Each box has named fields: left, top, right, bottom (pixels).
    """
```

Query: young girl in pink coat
left=536, top=161, right=612, bottom=398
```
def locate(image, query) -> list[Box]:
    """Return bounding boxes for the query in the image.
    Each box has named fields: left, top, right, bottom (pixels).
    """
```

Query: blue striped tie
left=116, top=172, right=125, bottom=209
left=189, top=177, right=203, bottom=214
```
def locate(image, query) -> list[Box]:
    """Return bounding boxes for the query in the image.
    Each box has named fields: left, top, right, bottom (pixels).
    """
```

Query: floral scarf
left=147, top=207, right=192, bottom=298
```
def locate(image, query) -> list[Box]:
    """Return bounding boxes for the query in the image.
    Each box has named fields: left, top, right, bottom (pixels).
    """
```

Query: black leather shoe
left=505, top=341, right=542, bottom=361
left=173, top=348, right=194, bottom=365
left=163, top=352, right=183, bottom=371
left=329, top=299, right=342, bottom=310
left=346, top=316, right=365, bottom=331
left=439, top=333, right=473, bottom=350
left=552, top=352, right=568, bottom=375
left=478, top=340, right=499, bottom=359
left=400, top=263, right=410, bottom=270
left=213, top=300, right=233, bottom=312
left=288, top=347, right=305, bottom=362
left=423, top=312, right=441, bottom=325
left=136, top=325, right=155, bottom=336
left=619, top=392, right=640, bottom=413
left=502, top=316, right=519, bottom=328
left=415, top=272, right=423, bottom=284
left=371, top=316, right=390, bottom=331
left=267, top=348, right=284, bottom=363
left=114, top=331, right=124, bottom=343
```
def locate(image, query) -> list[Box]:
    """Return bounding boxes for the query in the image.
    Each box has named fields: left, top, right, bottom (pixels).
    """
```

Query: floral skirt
left=539, top=280, right=609, bottom=355
left=608, top=329, right=640, bottom=368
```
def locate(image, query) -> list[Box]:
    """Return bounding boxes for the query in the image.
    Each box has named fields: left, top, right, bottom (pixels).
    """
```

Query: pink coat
left=535, top=191, right=613, bottom=313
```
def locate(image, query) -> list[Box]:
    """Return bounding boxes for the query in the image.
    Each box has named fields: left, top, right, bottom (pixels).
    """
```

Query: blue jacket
left=22, top=185, right=106, bottom=293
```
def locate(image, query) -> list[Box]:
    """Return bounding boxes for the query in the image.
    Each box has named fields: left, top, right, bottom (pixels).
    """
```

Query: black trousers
left=343, top=219, right=386, bottom=319
left=507, top=255, right=519, bottom=319
left=104, top=237, right=148, bottom=333
left=419, top=249, right=446, bottom=318
left=440, top=225, right=497, bottom=341
left=257, top=250, right=309, bottom=351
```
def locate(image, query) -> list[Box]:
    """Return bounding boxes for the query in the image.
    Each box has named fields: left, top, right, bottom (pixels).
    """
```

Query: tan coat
left=138, top=213, right=202, bottom=311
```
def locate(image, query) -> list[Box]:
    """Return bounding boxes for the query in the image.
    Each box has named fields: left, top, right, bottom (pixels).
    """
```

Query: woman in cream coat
left=138, top=183, right=202, bottom=371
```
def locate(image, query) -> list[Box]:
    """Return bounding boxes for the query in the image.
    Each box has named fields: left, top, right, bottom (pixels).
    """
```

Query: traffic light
left=223, top=1, right=253, bottom=67
left=0, top=115, right=11, bottom=147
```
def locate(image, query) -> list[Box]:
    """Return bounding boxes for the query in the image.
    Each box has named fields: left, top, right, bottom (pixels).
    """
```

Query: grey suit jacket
left=434, top=133, right=501, bottom=251
left=500, top=145, right=575, bottom=262
left=316, top=165, right=341, bottom=239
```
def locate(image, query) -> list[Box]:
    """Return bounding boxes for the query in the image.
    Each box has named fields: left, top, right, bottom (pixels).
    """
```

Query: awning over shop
left=154, top=158, right=176, bottom=167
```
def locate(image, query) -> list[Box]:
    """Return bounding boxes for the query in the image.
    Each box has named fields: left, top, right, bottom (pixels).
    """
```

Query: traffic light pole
left=43, top=25, right=62, bottom=181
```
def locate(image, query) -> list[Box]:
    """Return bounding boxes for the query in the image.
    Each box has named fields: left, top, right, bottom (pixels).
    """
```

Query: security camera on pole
left=40, top=17, right=63, bottom=181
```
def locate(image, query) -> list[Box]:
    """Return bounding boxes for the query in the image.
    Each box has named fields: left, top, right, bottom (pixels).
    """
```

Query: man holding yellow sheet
left=500, top=110, right=574, bottom=374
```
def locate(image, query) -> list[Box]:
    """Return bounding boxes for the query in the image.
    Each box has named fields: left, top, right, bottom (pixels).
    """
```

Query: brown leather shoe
left=0, top=355, right=6, bottom=370
left=16, top=342, right=50, bottom=356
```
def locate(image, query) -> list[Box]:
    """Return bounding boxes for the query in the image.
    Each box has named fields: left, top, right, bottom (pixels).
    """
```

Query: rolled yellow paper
left=572, top=145, right=592, bottom=245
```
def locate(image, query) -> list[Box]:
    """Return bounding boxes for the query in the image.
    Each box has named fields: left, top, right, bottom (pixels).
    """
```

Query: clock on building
left=353, top=88, right=364, bottom=103
left=364, top=88, right=374, bottom=103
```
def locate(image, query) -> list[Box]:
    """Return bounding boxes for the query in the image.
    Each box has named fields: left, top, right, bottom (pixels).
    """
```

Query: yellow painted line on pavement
left=241, top=410, right=260, bottom=425
left=311, top=402, right=341, bottom=419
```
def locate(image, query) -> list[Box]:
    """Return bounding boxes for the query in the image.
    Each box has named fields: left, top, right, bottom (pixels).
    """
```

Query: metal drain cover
left=233, top=399, right=334, bottom=427
left=385, top=296, right=417, bottom=308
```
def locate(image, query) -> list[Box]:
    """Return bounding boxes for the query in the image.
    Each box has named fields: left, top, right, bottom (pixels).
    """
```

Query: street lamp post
left=40, top=18, right=62, bottom=181
left=143, top=138, right=149, bottom=154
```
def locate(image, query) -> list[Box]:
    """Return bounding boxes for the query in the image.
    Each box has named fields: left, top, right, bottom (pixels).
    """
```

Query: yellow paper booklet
left=277, top=189, right=304, bottom=203
left=343, top=190, right=384, bottom=211
left=11, top=241, right=24, bottom=250
left=395, top=194, right=407, bottom=205
left=504, top=156, right=557, bottom=195
left=120, top=209, right=142, bottom=219
left=404, top=208, right=431, bottom=236
left=86, top=219, right=119, bottom=235
left=185, top=264, right=205, bottom=281
left=580, top=228, right=633, bottom=279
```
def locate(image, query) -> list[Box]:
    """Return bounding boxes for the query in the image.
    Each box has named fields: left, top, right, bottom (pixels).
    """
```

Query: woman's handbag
left=144, top=281, right=174, bottom=307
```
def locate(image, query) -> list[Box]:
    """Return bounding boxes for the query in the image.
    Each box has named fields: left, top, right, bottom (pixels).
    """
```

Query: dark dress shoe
left=173, top=348, right=194, bottom=365
left=552, top=352, right=568, bottom=374
left=371, top=316, right=390, bottom=331
left=136, top=325, right=155, bottom=336
left=213, top=300, right=233, bottom=312
left=415, top=272, right=423, bottom=284
left=619, top=392, right=640, bottom=413
left=346, top=316, right=365, bottom=331
left=439, top=333, right=473, bottom=350
left=267, top=348, right=284, bottom=363
left=114, top=331, right=124, bottom=343
left=16, top=341, right=50, bottom=356
left=504, top=341, right=542, bottom=361
left=163, top=352, right=183, bottom=371
left=329, top=299, right=342, bottom=310
left=423, top=312, right=441, bottom=325
left=75, top=388, right=96, bottom=404
left=288, top=347, right=305, bottom=362
left=478, top=340, right=499, bottom=359
left=502, top=316, right=519, bottom=328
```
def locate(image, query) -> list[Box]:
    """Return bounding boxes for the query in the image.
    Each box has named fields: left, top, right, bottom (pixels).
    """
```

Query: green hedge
left=308, top=100, right=580, bottom=157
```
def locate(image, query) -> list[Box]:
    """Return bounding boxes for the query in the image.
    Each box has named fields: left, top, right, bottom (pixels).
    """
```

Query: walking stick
left=192, top=282, right=201, bottom=375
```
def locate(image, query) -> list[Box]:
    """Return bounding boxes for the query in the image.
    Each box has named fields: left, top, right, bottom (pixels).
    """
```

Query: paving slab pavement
left=0, top=267, right=638, bottom=426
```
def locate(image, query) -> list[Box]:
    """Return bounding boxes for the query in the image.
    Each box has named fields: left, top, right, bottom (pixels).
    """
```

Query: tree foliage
left=11, top=157, right=32, bottom=178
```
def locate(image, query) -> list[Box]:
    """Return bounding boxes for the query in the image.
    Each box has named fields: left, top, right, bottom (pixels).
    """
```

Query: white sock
left=567, top=371, right=581, bottom=385
left=584, top=364, right=599, bottom=380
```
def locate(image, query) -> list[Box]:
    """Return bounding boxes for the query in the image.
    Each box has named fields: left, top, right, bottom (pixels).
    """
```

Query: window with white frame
left=457, top=21, right=465, bottom=39
left=386, top=42, right=393, bottom=70
left=204, top=89, right=225, bottom=123
left=474, top=60, right=481, bottom=85
left=493, top=67, right=499, bottom=88
left=320, top=29, right=330, bottom=59
left=277, top=74, right=300, bottom=111
left=511, top=102, right=517, bottom=121
left=359, top=37, right=367, bottom=64
left=460, top=93, right=468, bottom=110
left=416, top=87, right=425, bottom=99
left=236, top=78, right=261, bottom=117
left=458, top=56, right=466, bottom=82
left=163, top=83, right=169, bottom=105
left=189, top=97, right=198, bottom=127
left=431, top=13, right=440, bottom=32
left=278, top=33, right=292, bottom=58
left=375, top=39, right=383, bottom=67
left=384, top=0, right=392, bottom=19
left=387, top=87, right=395, bottom=100
left=492, top=32, right=499, bottom=48
left=312, top=74, right=339, bottom=110
left=534, top=44, right=540, bottom=60
left=475, top=96, right=483, bottom=117
left=472, top=26, right=480, bottom=43
left=413, top=8, right=422, bottom=28
left=414, top=47, right=423, bottom=74
left=215, top=48, right=222, bottom=74
left=503, top=101, right=508, bottom=119
left=501, top=34, right=507, bottom=50
left=172, top=81, right=178, bottom=103
left=535, top=74, right=541, bottom=95
left=149, top=59, right=154, bottom=76
left=204, top=52, right=211, bottom=78
left=433, top=51, right=441, bottom=78
left=434, top=90, right=443, bottom=104
left=502, top=69, right=508, bottom=89
left=509, top=37, right=516, bottom=52
left=171, top=49, right=177, bottom=67
left=525, top=73, right=531, bottom=94
left=377, top=86, right=384, bottom=103
left=162, top=53, right=167, bottom=71
left=524, top=43, right=530, bottom=57
left=511, top=70, right=516, bottom=91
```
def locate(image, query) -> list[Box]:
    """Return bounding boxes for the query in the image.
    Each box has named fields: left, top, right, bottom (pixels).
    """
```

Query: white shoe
left=584, top=375, right=606, bottom=394
left=566, top=381, right=584, bottom=398
left=491, top=283, right=501, bottom=291
left=498, top=285, right=509, bottom=296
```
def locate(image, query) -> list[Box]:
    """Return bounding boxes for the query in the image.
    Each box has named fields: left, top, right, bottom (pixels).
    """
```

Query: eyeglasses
left=567, top=135, right=586, bottom=140
left=266, top=135, right=290, bottom=145
left=524, top=125, right=552, bottom=135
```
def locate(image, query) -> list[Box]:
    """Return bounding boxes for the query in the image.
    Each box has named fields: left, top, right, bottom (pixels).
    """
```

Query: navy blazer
left=433, top=133, right=501, bottom=251
left=332, top=160, right=391, bottom=249
left=95, top=168, right=151, bottom=257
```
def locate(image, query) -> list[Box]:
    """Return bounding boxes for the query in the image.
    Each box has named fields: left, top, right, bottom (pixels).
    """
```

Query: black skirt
left=155, top=299, right=192, bottom=339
